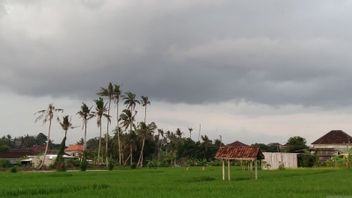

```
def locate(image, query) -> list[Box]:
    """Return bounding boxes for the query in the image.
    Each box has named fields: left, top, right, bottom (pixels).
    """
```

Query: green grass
left=0, top=167, right=351, bottom=198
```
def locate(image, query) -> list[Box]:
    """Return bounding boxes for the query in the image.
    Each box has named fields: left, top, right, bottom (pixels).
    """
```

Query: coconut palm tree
left=119, top=109, right=136, bottom=165
left=140, top=96, right=150, bottom=123
left=55, top=115, right=74, bottom=170
left=97, top=82, right=114, bottom=166
left=112, top=83, right=122, bottom=164
left=137, top=122, right=157, bottom=167
left=93, top=97, right=110, bottom=164
left=35, top=104, right=63, bottom=168
left=122, top=92, right=140, bottom=112
left=188, top=128, right=193, bottom=139
left=77, top=103, right=94, bottom=152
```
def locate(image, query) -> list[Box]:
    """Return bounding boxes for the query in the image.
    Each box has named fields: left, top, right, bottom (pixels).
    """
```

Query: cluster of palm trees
left=35, top=82, right=153, bottom=168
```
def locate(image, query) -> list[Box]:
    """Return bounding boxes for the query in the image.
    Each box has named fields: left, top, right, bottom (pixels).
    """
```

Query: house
left=0, top=149, right=33, bottom=164
left=227, top=140, right=248, bottom=147
left=0, top=145, right=45, bottom=165
left=65, top=144, right=83, bottom=157
left=312, top=130, right=352, bottom=162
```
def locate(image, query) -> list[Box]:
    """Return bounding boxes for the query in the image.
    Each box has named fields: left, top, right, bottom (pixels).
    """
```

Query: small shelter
left=215, top=146, right=264, bottom=180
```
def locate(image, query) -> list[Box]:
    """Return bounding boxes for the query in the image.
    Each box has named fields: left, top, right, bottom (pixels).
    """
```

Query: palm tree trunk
left=144, top=106, right=147, bottom=123
left=40, top=118, right=52, bottom=169
left=105, top=99, right=111, bottom=167
left=83, top=119, right=87, bottom=152
left=130, top=144, right=133, bottom=166
left=138, top=137, right=146, bottom=167
left=98, top=123, right=102, bottom=164
left=116, top=102, right=121, bottom=165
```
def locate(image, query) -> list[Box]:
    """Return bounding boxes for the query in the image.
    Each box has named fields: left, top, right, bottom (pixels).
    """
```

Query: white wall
left=263, top=152, right=298, bottom=170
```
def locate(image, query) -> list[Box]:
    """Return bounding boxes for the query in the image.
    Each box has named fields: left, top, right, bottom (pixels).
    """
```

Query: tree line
left=32, top=82, right=223, bottom=169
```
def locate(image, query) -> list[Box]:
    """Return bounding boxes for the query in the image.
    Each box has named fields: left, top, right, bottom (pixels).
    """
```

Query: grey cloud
left=1, top=0, right=352, bottom=106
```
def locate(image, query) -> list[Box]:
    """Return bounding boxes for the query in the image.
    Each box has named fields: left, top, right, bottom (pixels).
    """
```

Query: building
left=65, top=144, right=83, bottom=157
left=0, top=145, right=45, bottom=165
left=227, top=141, right=248, bottom=147
left=312, top=130, right=352, bottom=162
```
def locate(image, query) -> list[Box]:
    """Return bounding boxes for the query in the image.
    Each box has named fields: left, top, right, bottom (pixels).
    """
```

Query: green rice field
left=0, top=167, right=351, bottom=198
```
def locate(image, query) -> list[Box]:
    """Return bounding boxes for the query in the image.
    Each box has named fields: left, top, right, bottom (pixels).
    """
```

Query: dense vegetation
left=0, top=167, right=351, bottom=198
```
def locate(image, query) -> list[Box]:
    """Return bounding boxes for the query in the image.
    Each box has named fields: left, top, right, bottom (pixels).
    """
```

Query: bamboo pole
left=227, top=160, right=231, bottom=181
left=255, top=160, right=258, bottom=180
left=222, top=160, right=225, bottom=180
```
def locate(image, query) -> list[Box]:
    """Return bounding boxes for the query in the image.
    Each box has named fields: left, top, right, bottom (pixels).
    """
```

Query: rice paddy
left=0, top=167, right=351, bottom=198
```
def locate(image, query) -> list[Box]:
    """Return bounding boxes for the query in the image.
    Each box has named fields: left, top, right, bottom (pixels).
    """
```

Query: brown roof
left=65, top=144, right=83, bottom=152
left=0, top=145, right=49, bottom=159
left=227, top=141, right=248, bottom=147
left=0, top=149, right=34, bottom=158
left=312, top=130, right=352, bottom=145
left=215, top=146, right=264, bottom=160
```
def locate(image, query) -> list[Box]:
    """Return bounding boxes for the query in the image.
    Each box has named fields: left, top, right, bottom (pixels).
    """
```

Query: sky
left=1, top=0, right=352, bottom=145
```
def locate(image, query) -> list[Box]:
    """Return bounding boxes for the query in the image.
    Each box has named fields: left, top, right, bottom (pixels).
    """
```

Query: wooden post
left=227, top=160, right=231, bottom=181
left=250, top=160, right=253, bottom=172
left=222, top=160, right=225, bottom=181
left=255, top=160, right=258, bottom=180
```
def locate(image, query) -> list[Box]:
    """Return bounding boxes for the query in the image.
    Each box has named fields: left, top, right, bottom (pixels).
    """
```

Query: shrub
left=0, top=160, right=11, bottom=168
left=108, top=159, right=114, bottom=171
left=10, top=166, right=17, bottom=173
left=80, top=155, right=88, bottom=172
left=130, top=163, right=137, bottom=169
left=298, top=154, right=315, bottom=167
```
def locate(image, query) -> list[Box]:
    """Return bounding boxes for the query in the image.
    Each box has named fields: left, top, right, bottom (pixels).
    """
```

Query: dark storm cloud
left=1, top=0, right=352, bottom=106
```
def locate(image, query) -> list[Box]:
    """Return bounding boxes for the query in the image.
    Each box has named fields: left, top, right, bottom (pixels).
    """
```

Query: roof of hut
left=215, top=146, right=264, bottom=160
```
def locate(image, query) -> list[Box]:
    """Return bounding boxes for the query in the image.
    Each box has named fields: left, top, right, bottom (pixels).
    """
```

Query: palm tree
left=97, top=82, right=114, bottom=166
left=112, top=83, right=122, bottom=164
left=55, top=115, right=74, bottom=170
left=201, top=135, right=211, bottom=160
left=77, top=103, right=94, bottom=152
left=140, top=96, right=150, bottom=123
left=122, top=92, right=140, bottom=112
left=93, top=97, right=110, bottom=164
left=188, top=128, right=193, bottom=139
left=137, top=122, right=157, bottom=167
left=119, top=109, right=136, bottom=165
left=35, top=104, right=63, bottom=168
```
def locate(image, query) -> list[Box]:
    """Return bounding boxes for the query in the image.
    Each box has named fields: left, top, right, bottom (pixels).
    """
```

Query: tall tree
left=188, top=128, right=193, bottom=139
left=55, top=115, right=74, bottom=170
left=140, top=96, right=150, bottom=123
left=137, top=122, right=157, bottom=167
left=77, top=103, right=94, bottom=152
left=122, top=92, right=140, bottom=112
left=112, top=83, right=122, bottom=165
left=119, top=109, right=136, bottom=165
left=97, top=82, right=114, bottom=166
left=35, top=104, right=63, bottom=168
left=93, top=97, right=110, bottom=163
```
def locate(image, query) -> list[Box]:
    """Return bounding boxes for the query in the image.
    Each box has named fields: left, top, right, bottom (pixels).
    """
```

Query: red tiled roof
left=65, top=144, right=83, bottom=152
left=227, top=141, right=248, bottom=147
left=215, top=146, right=264, bottom=160
left=312, top=130, right=352, bottom=145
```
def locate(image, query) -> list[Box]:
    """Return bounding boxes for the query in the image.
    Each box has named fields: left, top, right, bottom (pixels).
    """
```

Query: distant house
left=227, top=141, right=248, bottom=147
left=0, top=145, right=45, bottom=165
left=65, top=144, right=83, bottom=157
left=312, top=130, right=352, bottom=162
left=0, top=149, right=33, bottom=164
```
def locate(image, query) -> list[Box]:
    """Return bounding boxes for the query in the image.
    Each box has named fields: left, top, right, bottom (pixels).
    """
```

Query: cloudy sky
left=1, top=0, right=352, bottom=145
